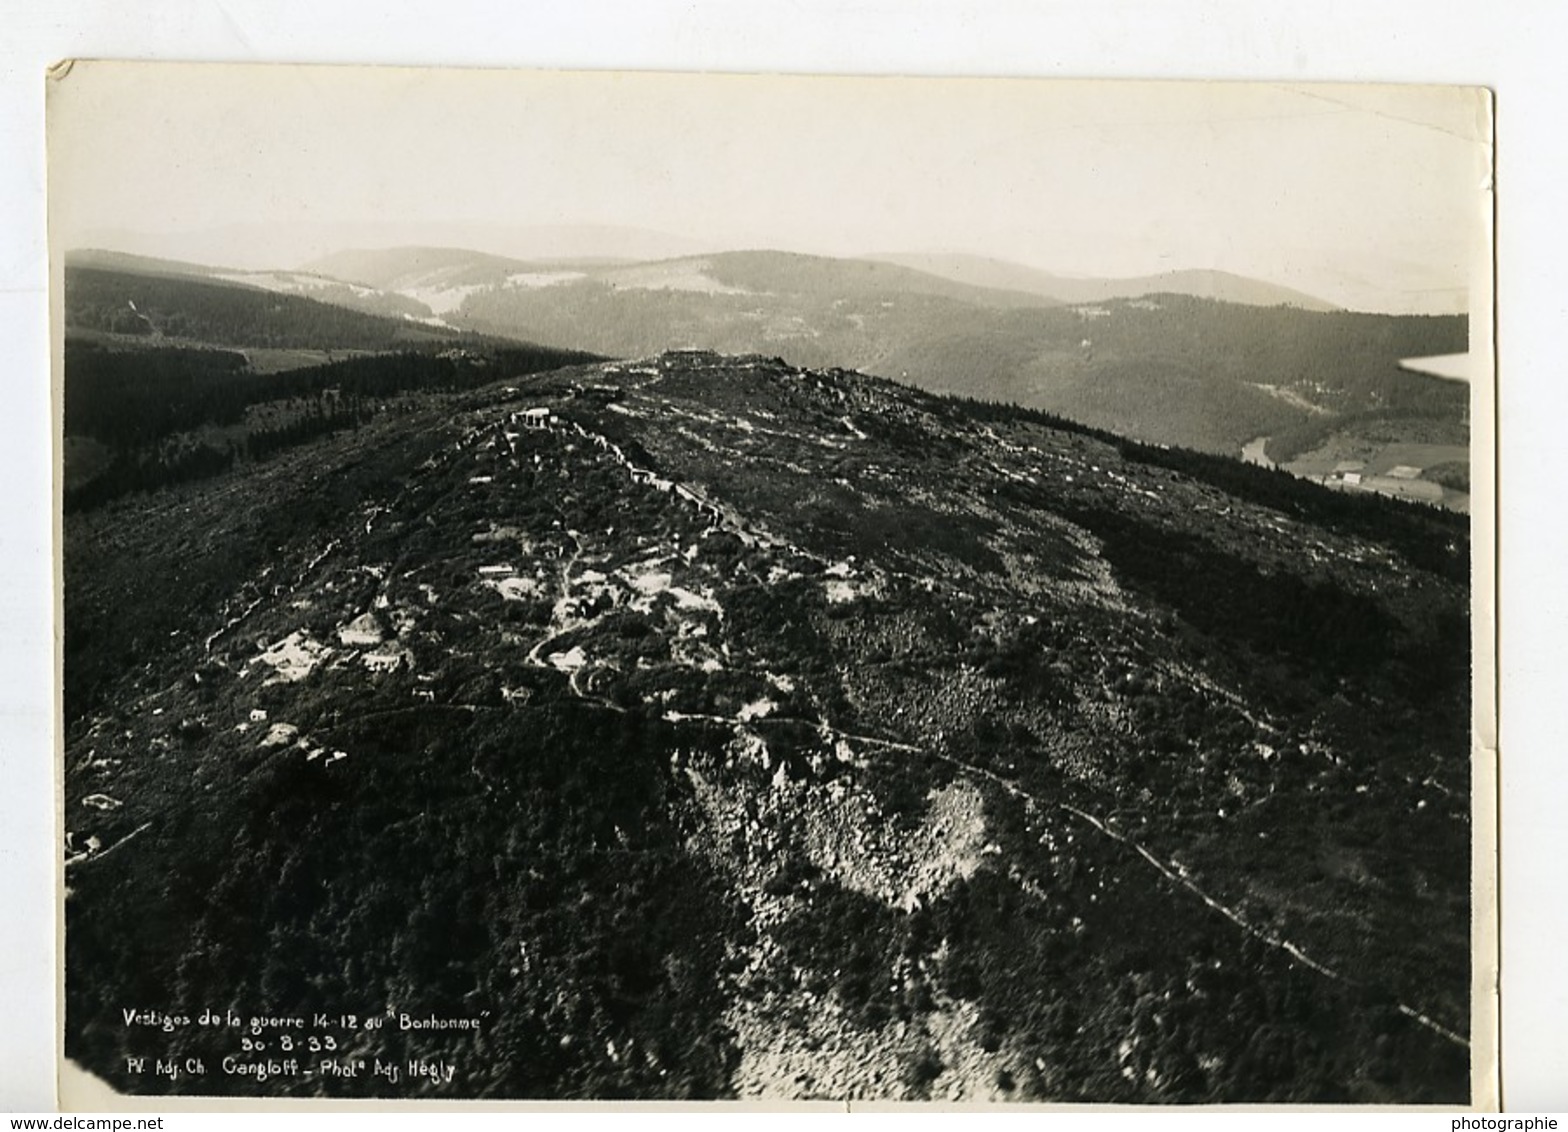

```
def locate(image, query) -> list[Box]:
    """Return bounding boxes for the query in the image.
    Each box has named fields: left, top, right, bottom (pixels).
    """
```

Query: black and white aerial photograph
left=51, top=63, right=1494, bottom=1106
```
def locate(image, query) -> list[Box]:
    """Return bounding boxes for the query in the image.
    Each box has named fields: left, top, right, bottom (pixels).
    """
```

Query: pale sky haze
left=48, top=62, right=1492, bottom=314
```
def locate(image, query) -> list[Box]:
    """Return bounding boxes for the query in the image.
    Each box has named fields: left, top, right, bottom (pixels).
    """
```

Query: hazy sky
left=48, top=62, right=1491, bottom=313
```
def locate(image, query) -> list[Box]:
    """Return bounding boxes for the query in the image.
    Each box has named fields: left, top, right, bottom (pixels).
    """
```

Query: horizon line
left=62, top=238, right=1469, bottom=319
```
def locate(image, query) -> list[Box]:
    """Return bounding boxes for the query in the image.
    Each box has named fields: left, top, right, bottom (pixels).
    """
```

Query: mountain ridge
left=866, top=252, right=1340, bottom=312
left=63, top=347, right=1470, bottom=1103
left=60, top=248, right=1472, bottom=511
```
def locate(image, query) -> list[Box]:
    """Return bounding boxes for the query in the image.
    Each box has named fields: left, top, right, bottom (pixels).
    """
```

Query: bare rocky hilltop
left=64, top=349, right=1471, bottom=1103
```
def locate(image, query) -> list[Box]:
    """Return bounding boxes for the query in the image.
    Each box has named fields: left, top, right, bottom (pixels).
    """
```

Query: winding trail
left=921, top=748, right=1469, bottom=1050
left=553, top=608, right=1467, bottom=1053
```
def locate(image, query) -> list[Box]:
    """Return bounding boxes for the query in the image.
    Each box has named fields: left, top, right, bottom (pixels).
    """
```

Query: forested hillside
left=452, top=271, right=1465, bottom=455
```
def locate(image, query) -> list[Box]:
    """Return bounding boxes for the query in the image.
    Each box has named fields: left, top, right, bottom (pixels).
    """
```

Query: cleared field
left=1361, top=444, right=1468, bottom=477
left=1287, top=441, right=1466, bottom=479
left=1240, top=428, right=1469, bottom=514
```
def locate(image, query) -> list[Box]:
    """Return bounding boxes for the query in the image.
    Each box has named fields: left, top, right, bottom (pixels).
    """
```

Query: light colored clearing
left=213, top=270, right=378, bottom=298
left=1399, top=352, right=1477, bottom=384
left=670, top=585, right=721, bottom=612
left=258, top=630, right=331, bottom=684
left=363, top=645, right=412, bottom=673
left=600, top=259, right=751, bottom=295
left=472, top=523, right=528, bottom=546
left=681, top=758, right=1012, bottom=1098
left=337, top=612, right=385, bottom=648
left=505, top=270, right=586, bottom=288
left=820, top=560, right=886, bottom=606
left=738, top=698, right=777, bottom=722
left=725, top=991, right=1018, bottom=1102
left=630, top=568, right=672, bottom=594
left=548, top=645, right=588, bottom=672
left=624, top=565, right=722, bottom=613
left=725, top=995, right=916, bottom=1100
left=824, top=579, right=858, bottom=605
left=81, top=794, right=121, bottom=811
left=1250, top=382, right=1331, bottom=415
left=259, top=722, right=299, bottom=749
left=400, top=282, right=488, bottom=314
left=486, top=576, right=544, bottom=602
left=477, top=563, right=515, bottom=575
left=1240, top=436, right=1273, bottom=467
left=804, top=779, right=988, bottom=912
left=719, top=871, right=1019, bottom=1099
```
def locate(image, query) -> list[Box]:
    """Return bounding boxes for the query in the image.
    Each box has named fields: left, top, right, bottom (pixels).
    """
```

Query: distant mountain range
left=300, top=245, right=1338, bottom=314
left=302, top=246, right=586, bottom=296
left=66, top=248, right=440, bottom=323
left=299, top=246, right=1063, bottom=311
left=69, top=222, right=713, bottom=273
left=865, top=252, right=1339, bottom=312
left=62, top=245, right=1468, bottom=470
